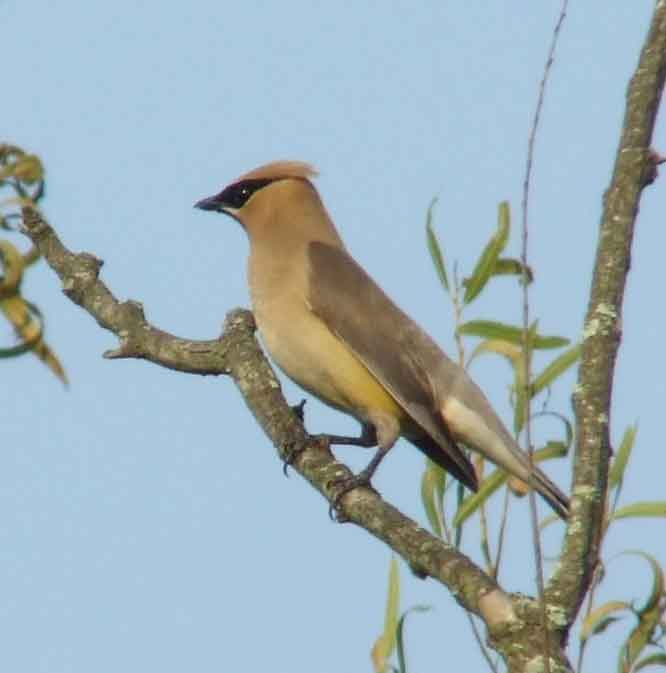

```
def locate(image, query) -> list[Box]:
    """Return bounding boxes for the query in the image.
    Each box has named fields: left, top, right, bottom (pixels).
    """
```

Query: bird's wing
left=307, top=241, right=478, bottom=491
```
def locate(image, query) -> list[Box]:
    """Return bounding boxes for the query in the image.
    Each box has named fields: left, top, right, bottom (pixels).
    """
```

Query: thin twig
left=466, top=613, right=500, bottom=673
left=452, top=263, right=497, bottom=669
left=451, top=263, right=467, bottom=551
left=521, top=2, right=570, bottom=670
left=451, top=262, right=467, bottom=367
left=492, top=487, right=512, bottom=580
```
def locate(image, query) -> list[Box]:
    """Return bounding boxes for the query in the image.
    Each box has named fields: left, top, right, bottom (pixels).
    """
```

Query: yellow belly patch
left=257, top=306, right=405, bottom=425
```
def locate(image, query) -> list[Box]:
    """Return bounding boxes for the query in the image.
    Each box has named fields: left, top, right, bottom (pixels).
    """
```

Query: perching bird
left=195, top=161, right=569, bottom=519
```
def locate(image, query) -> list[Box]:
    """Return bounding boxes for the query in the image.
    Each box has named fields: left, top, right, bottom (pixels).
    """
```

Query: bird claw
left=282, top=432, right=332, bottom=477
left=327, top=470, right=377, bottom=521
left=328, top=503, right=348, bottom=523
left=282, top=453, right=295, bottom=477
left=281, top=439, right=307, bottom=476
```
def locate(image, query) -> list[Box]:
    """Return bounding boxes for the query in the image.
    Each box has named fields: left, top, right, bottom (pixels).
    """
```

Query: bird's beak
left=194, top=194, right=223, bottom=212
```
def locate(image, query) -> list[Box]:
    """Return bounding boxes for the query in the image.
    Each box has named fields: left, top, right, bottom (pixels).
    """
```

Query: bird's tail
left=528, top=466, right=570, bottom=520
left=407, top=431, right=479, bottom=493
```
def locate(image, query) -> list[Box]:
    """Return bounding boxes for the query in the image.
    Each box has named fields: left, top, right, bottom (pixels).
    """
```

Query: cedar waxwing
left=195, top=161, right=569, bottom=519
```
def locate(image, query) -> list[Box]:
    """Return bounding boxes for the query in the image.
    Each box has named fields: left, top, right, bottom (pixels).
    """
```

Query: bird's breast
left=248, top=255, right=403, bottom=424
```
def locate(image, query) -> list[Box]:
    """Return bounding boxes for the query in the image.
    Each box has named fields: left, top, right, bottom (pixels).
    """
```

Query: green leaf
left=609, top=424, right=638, bottom=489
left=454, top=480, right=465, bottom=548
left=492, top=257, right=534, bottom=283
left=0, top=154, right=43, bottom=183
left=531, top=343, right=582, bottom=398
left=539, top=512, right=560, bottom=531
left=512, top=324, right=536, bottom=435
left=371, top=557, right=401, bottom=673
left=396, top=606, right=431, bottom=673
left=633, top=654, right=666, bottom=671
left=0, top=336, right=43, bottom=358
left=614, top=551, right=664, bottom=614
left=463, top=201, right=510, bottom=304
left=513, top=369, right=529, bottom=435
left=13, top=154, right=44, bottom=183
left=420, top=459, right=447, bottom=537
left=616, top=551, right=665, bottom=673
left=0, top=296, right=44, bottom=358
left=0, top=239, right=26, bottom=295
left=458, top=320, right=569, bottom=349
left=537, top=440, right=569, bottom=461
left=425, top=198, right=449, bottom=293
left=467, top=337, right=523, bottom=368
left=612, top=502, right=666, bottom=521
left=453, top=469, right=507, bottom=527
left=580, top=601, right=631, bottom=642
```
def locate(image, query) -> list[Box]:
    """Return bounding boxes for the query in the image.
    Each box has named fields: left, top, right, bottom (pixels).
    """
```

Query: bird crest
left=235, top=160, right=318, bottom=184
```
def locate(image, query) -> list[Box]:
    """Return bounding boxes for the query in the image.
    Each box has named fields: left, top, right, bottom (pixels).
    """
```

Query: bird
left=195, top=161, right=569, bottom=519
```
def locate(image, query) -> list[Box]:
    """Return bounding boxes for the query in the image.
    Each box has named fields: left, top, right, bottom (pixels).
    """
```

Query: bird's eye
left=223, top=179, right=272, bottom=209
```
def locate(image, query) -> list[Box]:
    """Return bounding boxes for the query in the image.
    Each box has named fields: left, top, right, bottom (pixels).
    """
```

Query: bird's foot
left=327, top=467, right=378, bottom=521
left=327, top=443, right=390, bottom=519
left=292, top=427, right=376, bottom=480
left=281, top=400, right=310, bottom=476
left=313, top=424, right=378, bottom=449
left=281, top=443, right=301, bottom=477
left=281, top=431, right=335, bottom=477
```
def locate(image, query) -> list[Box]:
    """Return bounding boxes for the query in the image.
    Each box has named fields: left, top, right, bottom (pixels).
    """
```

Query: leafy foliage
left=375, top=200, right=664, bottom=673
left=0, top=144, right=66, bottom=384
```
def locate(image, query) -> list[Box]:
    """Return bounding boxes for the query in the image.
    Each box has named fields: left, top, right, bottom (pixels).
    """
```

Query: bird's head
left=194, top=161, right=319, bottom=233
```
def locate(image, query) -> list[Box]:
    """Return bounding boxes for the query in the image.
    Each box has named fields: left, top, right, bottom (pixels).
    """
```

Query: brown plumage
left=195, top=161, right=570, bottom=519
left=235, top=160, right=318, bottom=182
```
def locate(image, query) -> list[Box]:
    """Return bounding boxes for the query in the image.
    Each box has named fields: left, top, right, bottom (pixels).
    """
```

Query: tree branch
left=546, top=0, right=666, bottom=623
left=20, top=204, right=523, bottom=637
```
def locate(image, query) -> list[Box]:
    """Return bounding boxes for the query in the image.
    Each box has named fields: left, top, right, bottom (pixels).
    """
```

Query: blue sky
left=3, top=2, right=665, bottom=672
